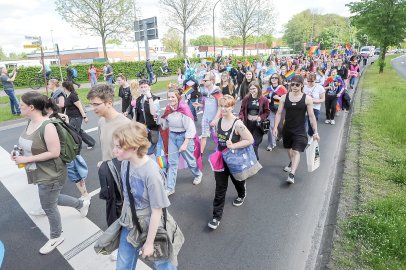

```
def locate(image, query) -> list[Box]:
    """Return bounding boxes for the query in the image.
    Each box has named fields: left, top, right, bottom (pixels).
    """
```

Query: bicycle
left=29, top=73, right=61, bottom=90
left=136, top=69, right=158, bottom=85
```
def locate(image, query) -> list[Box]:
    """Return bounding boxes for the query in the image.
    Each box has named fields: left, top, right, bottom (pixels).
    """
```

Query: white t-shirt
left=304, top=84, right=325, bottom=111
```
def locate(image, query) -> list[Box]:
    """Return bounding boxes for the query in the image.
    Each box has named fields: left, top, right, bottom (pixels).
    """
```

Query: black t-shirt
left=247, top=97, right=260, bottom=116
left=217, top=118, right=240, bottom=151
left=119, top=86, right=132, bottom=113
left=65, top=92, right=81, bottom=117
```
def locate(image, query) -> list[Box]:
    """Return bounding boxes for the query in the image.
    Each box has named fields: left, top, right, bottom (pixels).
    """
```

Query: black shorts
left=282, top=130, right=307, bottom=152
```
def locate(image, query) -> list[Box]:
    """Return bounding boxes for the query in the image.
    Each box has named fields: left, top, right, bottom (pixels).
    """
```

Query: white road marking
left=88, top=188, right=101, bottom=198
left=0, top=146, right=150, bottom=270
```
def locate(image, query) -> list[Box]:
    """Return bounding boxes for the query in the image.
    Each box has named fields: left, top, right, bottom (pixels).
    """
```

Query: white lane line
left=0, top=146, right=151, bottom=270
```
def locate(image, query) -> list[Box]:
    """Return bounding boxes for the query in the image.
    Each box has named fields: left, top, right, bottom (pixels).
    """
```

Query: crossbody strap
left=228, top=118, right=239, bottom=141
left=125, top=163, right=167, bottom=235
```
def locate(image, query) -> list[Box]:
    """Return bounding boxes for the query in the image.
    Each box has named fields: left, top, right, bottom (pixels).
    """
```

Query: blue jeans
left=148, top=71, right=154, bottom=84
left=350, top=76, right=356, bottom=87
left=4, top=89, right=21, bottom=115
left=167, top=132, right=201, bottom=192
left=188, top=98, right=197, bottom=118
left=117, top=227, right=176, bottom=270
left=106, top=77, right=113, bottom=85
left=45, top=71, right=52, bottom=80
left=306, top=109, right=320, bottom=136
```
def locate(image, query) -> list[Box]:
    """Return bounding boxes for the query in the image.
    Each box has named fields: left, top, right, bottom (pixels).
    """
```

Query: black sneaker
left=232, top=196, right=245, bottom=207
left=208, top=218, right=220, bottom=229
left=286, top=173, right=295, bottom=184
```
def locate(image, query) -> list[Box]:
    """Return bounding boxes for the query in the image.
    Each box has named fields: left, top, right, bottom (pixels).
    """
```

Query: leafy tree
left=347, top=0, right=406, bottom=73
left=160, top=0, right=209, bottom=57
left=220, top=0, right=275, bottom=56
left=0, top=47, right=7, bottom=60
left=55, top=0, right=134, bottom=59
left=162, top=28, right=183, bottom=56
left=190, top=35, right=223, bottom=46
left=106, top=39, right=123, bottom=45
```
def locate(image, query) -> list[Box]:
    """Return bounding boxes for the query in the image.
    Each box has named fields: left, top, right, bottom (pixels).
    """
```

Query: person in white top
left=304, top=72, right=325, bottom=138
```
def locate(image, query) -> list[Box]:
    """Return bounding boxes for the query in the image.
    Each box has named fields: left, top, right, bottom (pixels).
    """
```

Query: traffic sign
left=134, top=17, right=158, bottom=41
left=23, top=44, right=41, bottom=49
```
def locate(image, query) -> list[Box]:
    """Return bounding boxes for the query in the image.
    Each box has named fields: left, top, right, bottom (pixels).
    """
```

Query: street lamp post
left=213, top=0, right=222, bottom=58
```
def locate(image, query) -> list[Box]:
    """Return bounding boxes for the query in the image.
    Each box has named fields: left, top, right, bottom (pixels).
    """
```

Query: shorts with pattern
left=201, top=116, right=212, bottom=137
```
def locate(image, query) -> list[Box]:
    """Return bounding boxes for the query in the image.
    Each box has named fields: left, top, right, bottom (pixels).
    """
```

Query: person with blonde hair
left=220, top=71, right=235, bottom=97
left=112, top=122, right=184, bottom=269
left=124, top=80, right=140, bottom=119
left=48, top=78, right=65, bottom=112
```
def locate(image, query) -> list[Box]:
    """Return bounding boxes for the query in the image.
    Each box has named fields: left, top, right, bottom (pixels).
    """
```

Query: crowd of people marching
left=6, top=47, right=364, bottom=269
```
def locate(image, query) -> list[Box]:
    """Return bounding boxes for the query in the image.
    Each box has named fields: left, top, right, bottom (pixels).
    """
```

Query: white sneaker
left=39, top=236, right=64, bottom=254
left=110, top=249, right=118, bottom=261
left=87, top=146, right=93, bottom=150
left=166, top=189, right=175, bottom=196
left=331, top=120, right=336, bottom=125
left=325, top=120, right=331, bottom=124
left=286, top=173, right=295, bottom=184
left=283, top=163, right=292, bottom=172
left=29, top=208, right=46, bottom=216
left=193, top=173, right=203, bottom=185
left=79, top=200, right=90, bottom=218
left=80, top=194, right=91, bottom=202
left=266, top=146, right=273, bottom=151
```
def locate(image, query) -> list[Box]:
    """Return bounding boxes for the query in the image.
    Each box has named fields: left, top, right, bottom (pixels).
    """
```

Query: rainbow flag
left=274, top=100, right=280, bottom=107
left=345, top=43, right=351, bottom=52
left=308, top=46, right=318, bottom=56
left=285, top=69, right=295, bottom=80
left=206, top=59, right=213, bottom=66
left=157, top=156, right=167, bottom=169
left=331, top=45, right=339, bottom=55
left=183, top=85, right=193, bottom=95
left=265, top=67, right=277, bottom=76
left=263, top=90, right=271, bottom=96
left=317, top=69, right=325, bottom=77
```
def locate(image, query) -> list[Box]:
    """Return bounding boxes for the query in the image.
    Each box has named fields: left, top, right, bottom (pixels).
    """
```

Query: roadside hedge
left=11, top=55, right=263, bottom=88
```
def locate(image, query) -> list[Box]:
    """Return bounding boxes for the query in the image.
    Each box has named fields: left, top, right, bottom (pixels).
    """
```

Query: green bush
left=11, top=55, right=266, bottom=88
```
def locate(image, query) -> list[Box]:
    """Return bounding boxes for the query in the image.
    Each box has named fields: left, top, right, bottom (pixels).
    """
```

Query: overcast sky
left=0, top=0, right=354, bottom=54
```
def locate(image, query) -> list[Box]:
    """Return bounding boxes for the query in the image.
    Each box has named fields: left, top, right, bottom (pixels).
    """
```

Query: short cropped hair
left=219, top=94, right=236, bottom=108
left=86, top=84, right=114, bottom=102
left=112, top=122, right=151, bottom=158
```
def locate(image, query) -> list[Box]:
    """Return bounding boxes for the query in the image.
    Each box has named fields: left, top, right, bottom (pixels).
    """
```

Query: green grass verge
left=329, top=55, right=406, bottom=269
left=0, top=80, right=169, bottom=123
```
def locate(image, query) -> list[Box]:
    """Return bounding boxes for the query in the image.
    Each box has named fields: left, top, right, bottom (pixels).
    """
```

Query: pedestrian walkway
left=0, top=146, right=151, bottom=270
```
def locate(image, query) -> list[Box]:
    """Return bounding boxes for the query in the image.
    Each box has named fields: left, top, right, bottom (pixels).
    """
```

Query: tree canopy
left=55, top=0, right=134, bottom=59
left=160, top=0, right=209, bottom=57
left=220, top=0, right=275, bottom=56
left=283, top=10, right=356, bottom=52
left=347, top=0, right=406, bottom=72
left=162, top=29, right=183, bottom=56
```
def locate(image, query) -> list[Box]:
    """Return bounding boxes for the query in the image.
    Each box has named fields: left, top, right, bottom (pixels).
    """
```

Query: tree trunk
left=101, top=34, right=108, bottom=60
left=242, top=37, right=246, bottom=57
left=183, top=31, right=187, bottom=58
left=379, top=46, right=387, bottom=74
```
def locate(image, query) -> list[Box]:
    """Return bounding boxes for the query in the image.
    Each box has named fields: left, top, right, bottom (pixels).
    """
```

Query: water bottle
left=12, top=145, right=26, bottom=169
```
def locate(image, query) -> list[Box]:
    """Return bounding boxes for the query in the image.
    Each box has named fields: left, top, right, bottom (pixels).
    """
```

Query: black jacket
left=98, top=158, right=123, bottom=226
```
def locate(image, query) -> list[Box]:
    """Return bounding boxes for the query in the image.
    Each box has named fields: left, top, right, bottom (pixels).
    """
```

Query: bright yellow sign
left=23, top=44, right=40, bottom=48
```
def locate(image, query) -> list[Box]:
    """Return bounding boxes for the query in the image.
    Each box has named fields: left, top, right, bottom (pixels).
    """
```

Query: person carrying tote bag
left=208, top=95, right=255, bottom=230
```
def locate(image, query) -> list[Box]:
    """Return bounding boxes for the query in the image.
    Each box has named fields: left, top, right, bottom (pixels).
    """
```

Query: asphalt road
left=0, top=65, right=370, bottom=270
left=392, top=54, right=406, bottom=78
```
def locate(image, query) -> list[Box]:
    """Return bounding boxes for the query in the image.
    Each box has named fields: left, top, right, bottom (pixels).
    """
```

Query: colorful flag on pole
left=285, top=69, right=295, bottom=79
left=265, top=67, right=277, bottom=76
left=183, top=85, right=193, bottom=96
left=317, top=69, right=325, bottom=77
left=345, top=43, right=351, bottom=52
left=331, top=44, right=339, bottom=55
left=308, top=45, right=319, bottom=56
left=206, top=59, right=213, bottom=66
left=263, top=90, right=271, bottom=96
left=244, top=59, right=250, bottom=67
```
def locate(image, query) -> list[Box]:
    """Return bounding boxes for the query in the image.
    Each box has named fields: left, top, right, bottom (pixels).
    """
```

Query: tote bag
left=305, top=140, right=320, bottom=172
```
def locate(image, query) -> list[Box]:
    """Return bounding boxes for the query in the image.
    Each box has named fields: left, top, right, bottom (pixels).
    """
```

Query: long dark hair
left=21, top=92, right=52, bottom=116
left=62, top=81, right=76, bottom=94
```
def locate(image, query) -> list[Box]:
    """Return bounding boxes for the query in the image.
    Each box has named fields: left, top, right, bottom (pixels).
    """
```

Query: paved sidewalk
left=0, top=75, right=178, bottom=97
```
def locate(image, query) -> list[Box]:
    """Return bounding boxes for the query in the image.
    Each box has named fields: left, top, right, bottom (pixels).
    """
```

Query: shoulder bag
left=125, top=164, right=172, bottom=261
left=221, top=120, right=262, bottom=181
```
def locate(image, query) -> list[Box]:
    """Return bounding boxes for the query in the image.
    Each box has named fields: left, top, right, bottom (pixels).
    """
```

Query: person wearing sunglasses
left=264, top=74, right=287, bottom=151
left=273, top=75, right=320, bottom=184
left=239, top=82, right=270, bottom=160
